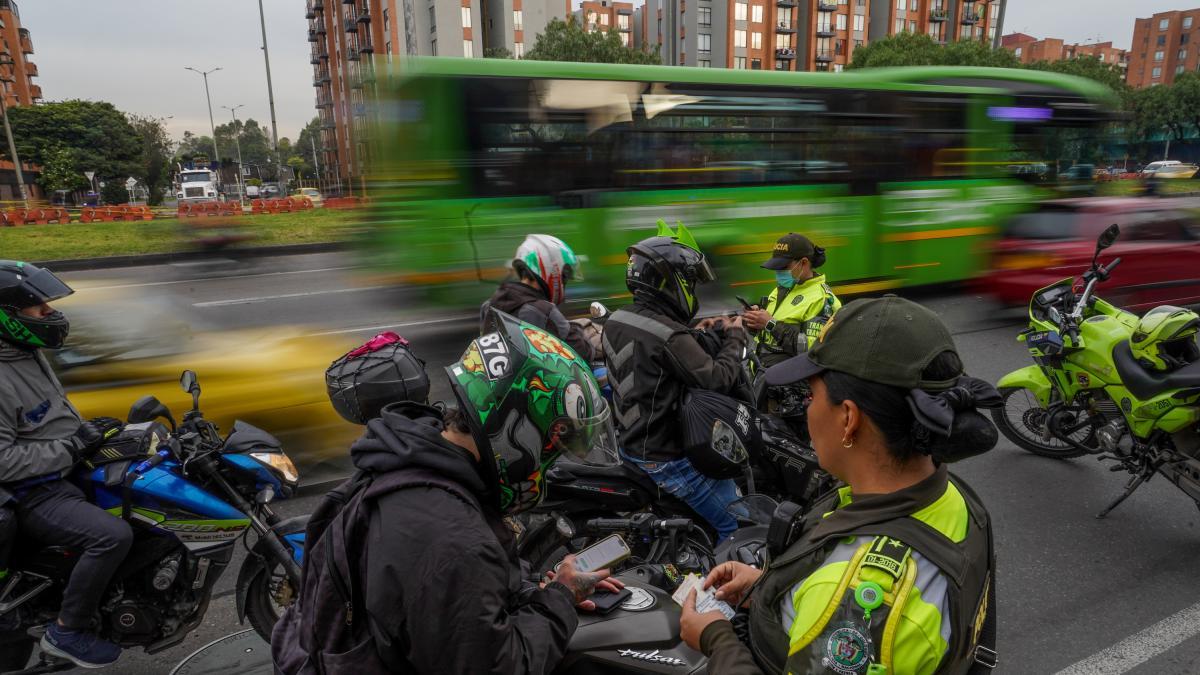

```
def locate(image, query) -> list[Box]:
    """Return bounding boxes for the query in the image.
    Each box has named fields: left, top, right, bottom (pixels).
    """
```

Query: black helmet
left=325, top=332, right=431, bottom=424
left=0, top=260, right=74, bottom=350
left=625, top=221, right=714, bottom=323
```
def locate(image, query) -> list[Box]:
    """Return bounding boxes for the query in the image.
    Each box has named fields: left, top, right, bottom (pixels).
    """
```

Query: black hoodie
left=351, top=403, right=578, bottom=674
left=480, top=281, right=596, bottom=361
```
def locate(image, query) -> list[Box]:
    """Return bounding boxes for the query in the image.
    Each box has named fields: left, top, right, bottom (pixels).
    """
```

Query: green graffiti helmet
left=0, top=260, right=74, bottom=350
left=446, top=309, right=621, bottom=514
left=1130, top=305, right=1200, bottom=372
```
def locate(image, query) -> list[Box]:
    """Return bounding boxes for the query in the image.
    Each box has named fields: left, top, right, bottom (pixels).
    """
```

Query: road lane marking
left=307, top=317, right=473, bottom=336
left=78, top=266, right=358, bottom=291
left=192, top=285, right=389, bottom=307
left=1053, top=601, right=1200, bottom=675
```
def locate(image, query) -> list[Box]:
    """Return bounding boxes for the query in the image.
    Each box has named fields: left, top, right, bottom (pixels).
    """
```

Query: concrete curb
left=35, top=241, right=349, bottom=272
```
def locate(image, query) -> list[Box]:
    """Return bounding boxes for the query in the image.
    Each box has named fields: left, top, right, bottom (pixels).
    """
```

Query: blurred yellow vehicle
left=292, top=187, right=324, bottom=208
left=49, top=286, right=360, bottom=478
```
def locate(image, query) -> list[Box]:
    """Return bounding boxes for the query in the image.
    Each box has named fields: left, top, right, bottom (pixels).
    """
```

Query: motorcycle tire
left=991, top=387, right=1094, bottom=459
left=0, top=638, right=33, bottom=673
left=244, top=566, right=293, bottom=644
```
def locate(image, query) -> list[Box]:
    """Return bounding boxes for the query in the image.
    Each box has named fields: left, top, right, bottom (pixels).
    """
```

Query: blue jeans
left=624, top=454, right=740, bottom=541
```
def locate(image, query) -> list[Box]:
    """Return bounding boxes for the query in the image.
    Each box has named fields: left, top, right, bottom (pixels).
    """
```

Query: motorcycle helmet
left=513, top=234, right=581, bottom=306
left=325, top=332, right=431, bottom=424
left=0, top=260, right=74, bottom=350
left=447, top=309, right=620, bottom=515
left=625, top=220, right=715, bottom=324
left=1130, top=305, right=1200, bottom=372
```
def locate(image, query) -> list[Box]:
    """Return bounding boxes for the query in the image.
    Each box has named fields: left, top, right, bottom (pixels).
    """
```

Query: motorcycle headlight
left=249, top=451, right=300, bottom=485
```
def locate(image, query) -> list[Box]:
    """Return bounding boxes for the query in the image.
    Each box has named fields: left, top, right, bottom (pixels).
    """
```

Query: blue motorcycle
left=0, top=370, right=306, bottom=672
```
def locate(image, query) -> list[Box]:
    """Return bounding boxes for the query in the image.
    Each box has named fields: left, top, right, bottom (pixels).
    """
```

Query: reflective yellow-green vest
left=760, top=274, right=841, bottom=351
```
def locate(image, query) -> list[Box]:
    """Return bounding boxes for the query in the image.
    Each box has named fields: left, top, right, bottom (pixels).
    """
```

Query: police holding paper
left=679, top=296, right=999, bottom=675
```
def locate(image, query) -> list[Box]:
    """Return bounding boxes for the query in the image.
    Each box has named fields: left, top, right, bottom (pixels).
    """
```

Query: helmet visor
left=6, top=267, right=74, bottom=309
left=549, top=398, right=621, bottom=467
left=692, top=255, right=716, bottom=284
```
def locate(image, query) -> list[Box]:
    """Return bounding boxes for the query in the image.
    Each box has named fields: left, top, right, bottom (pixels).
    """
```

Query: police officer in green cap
left=742, top=233, right=841, bottom=368
left=679, top=295, right=1000, bottom=675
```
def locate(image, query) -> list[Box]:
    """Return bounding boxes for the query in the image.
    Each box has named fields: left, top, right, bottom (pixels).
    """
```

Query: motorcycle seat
left=221, top=420, right=283, bottom=454
left=1112, top=341, right=1200, bottom=401
left=548, top=458, right=661, bottom=496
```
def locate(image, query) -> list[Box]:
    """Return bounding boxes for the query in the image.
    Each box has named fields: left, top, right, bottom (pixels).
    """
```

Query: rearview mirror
left=180, top=370, right=200, bottom=411
left=1097, top=224, right=1120, bottom=251
left=128, top=395, right=176, bottom=432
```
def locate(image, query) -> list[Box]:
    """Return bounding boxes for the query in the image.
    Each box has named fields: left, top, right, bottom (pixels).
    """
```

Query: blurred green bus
left=364, top=58, right=1117, bottom=312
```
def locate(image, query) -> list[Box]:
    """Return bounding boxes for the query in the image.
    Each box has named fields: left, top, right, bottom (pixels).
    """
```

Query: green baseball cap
left=764, top=295, right=962, bottom=390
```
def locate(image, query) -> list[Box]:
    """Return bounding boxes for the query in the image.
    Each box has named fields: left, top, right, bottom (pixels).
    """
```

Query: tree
left=38, top=145, right=89, bottom=194
left=848, top=32, right=1019, bottom=69
left=295, top=118, right=322, bottom=173
left=484, top=47, right=513, bottom=59
left=526, top=17, right=660, bottom=64
left=5, top=100, right=143, bottom=190
left=99, top=180, right=129, bottom=205
left=1025, top=55, right=1127, bottom=92
left=129, top=115, right=173, bottom=205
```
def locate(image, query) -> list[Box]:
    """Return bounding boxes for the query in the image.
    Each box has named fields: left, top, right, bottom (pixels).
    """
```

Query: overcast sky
left=19, top=1, right=1180, bottom=144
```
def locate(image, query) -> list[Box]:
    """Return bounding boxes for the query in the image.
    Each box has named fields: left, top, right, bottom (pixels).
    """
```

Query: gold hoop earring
left=842, top=437, right=854, bottom=449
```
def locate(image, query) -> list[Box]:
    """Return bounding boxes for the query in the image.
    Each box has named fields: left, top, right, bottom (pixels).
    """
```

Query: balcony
left=316, top=94, right=334, bottom=108
left=359, top=39, right=375, bottom=53
left=345, top=18, right=358, bottom=32
left=961, top=11, right=980, bottom=24
left=18, top=27, right=30, bottom=54
left=358, top=8, right=371, bottom=22
left=816, top=25, right=834, bottom=37
left=815, top=50, right=833, bottom=62
left=930, top=9, right=947, bottom=22
left=320, top=118, right=337, bottom=129
left=776, top=0, right=797, bottom=7
left=24, top=62, right=35, bottom=77
left=29, top=84, right=41, bottom=100
left=308, top=29, right=319, bottom=42
left=776, top=47, right=796, bottom=59
left=776, top=22, right=796, bottom=33
left=618, top=7, right=632, bottom=13
left=817, top=1, right=837, bottom=11
left=347, top=47, right=360, bottom=61
left=343, top=0, right=355, bottom=4
left=312, top=69, right=331, bottom=86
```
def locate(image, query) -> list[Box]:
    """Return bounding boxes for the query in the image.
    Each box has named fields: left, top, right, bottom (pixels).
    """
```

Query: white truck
left=176, top=168, right=221, bottom=202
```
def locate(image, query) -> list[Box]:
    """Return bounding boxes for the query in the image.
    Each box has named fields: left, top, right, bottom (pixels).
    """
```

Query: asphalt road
left=28, top=252, right=1200, bottom=673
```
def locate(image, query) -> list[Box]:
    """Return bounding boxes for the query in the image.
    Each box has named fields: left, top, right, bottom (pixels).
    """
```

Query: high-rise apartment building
left=1002, top=33, right=1128, bottom=76
left=639, top=0, right=1004, bottom=72
left=484, top=0, right=561, bottom=58
left=0, top=0, right=41, bottom=108
left=1128, top=8, right=1200, bottom=88
left=576, top=1, right=635, bottom=47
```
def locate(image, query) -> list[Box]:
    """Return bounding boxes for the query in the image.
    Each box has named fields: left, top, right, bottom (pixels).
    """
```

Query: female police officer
left=680, top=296, right=999, bottom=675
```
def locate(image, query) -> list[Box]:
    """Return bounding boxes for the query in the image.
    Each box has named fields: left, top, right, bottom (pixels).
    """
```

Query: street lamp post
left=184, top=66, right=222, bottom=164
left=222, top=104, right=246, bottom=205
left=256, top=0, right=284, bottom=193
left=0, top=57, right=28, bottom=203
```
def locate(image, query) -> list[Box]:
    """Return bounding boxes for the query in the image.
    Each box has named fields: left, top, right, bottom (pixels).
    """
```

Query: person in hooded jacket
left=602, top=222, right=748, bottom=541
left=481, top=234, right=596, bottom=361
left=0, top=261, right=131, bottom=669
left=273, top=311, right=625, bottom=674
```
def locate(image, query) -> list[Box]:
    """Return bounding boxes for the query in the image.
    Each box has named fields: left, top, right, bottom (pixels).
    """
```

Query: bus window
left=898, top=95, right=970, bottom=179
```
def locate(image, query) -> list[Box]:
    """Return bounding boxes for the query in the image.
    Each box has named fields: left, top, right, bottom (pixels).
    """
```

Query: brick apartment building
left=1128, top=8, right=1200, bottom=88
left=636, top=0, right=1005, bottom=72
left=1001, top=32, right=1128, bottom=77
left=0, top=0, right=40, bottom=108
left=577, top=0, right=636, bottom=47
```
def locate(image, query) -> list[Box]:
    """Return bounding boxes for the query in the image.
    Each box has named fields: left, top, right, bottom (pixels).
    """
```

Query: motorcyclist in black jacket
left=274, top=311, right=625, bottom=674
left=602, top=222, right=748, bottom=540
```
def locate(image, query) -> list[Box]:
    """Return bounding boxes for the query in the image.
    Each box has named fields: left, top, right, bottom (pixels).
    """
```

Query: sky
left=18, top=0, right=1188, bottom=144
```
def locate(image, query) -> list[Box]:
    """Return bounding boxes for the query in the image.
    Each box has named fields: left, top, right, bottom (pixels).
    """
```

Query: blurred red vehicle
left=979, top=198, right=1200, bottom=310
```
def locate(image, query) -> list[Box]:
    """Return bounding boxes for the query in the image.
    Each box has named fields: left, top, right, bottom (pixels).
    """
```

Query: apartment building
left=638, top=0, right=1004, bottom=73
left=0, top=0, right=40, bottom=108
left=576, top=1, right=636, bottom=47
left=1002, top=33, right=1128, bottom=75
left=1128, top=8, right=1200, bottom=88
left=485, top=0, right=561, bottom=58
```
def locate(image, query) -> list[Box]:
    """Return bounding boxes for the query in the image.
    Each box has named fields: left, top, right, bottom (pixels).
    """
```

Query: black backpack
left=271, top=468, right=480, bottom=674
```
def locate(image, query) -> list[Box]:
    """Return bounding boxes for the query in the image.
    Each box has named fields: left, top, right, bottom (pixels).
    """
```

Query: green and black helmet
left=625, top=220, right=715, bottom=323
left=0, top=260, right=74, bottom=350
left=446, top=309, right=620, bottom=514
left=1131, top=305, right=1200, bottom=372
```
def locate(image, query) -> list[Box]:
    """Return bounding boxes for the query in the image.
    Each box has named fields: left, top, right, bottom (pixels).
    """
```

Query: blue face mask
left=775, top=270, right=796, bottom=289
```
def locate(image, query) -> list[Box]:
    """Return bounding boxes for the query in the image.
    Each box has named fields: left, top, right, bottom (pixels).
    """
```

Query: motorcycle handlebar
left=1100, top=257, right=1122, bottom=280
left=583, top=516, right=695, bottom=534
left=133, top=449, right=171, bottom=476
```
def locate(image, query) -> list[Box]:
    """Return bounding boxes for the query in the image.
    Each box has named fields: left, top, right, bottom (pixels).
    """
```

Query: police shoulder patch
left=861, top=536, right=911, bottom=580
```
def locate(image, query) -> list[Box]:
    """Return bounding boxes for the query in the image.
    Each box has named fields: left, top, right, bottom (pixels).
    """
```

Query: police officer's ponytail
left=823, top=351, right=1001, bottom=464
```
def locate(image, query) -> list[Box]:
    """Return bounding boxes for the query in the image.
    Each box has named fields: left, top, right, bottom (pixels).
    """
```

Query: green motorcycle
left=994, top=224, right=1200, bottom=518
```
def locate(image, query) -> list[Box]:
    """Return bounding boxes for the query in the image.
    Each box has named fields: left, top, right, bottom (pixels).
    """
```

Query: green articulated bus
left=363, top=57, right=1117, bottom=312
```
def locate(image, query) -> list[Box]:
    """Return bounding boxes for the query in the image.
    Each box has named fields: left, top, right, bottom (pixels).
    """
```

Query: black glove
left=71, top=417, right=124, bottom=458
